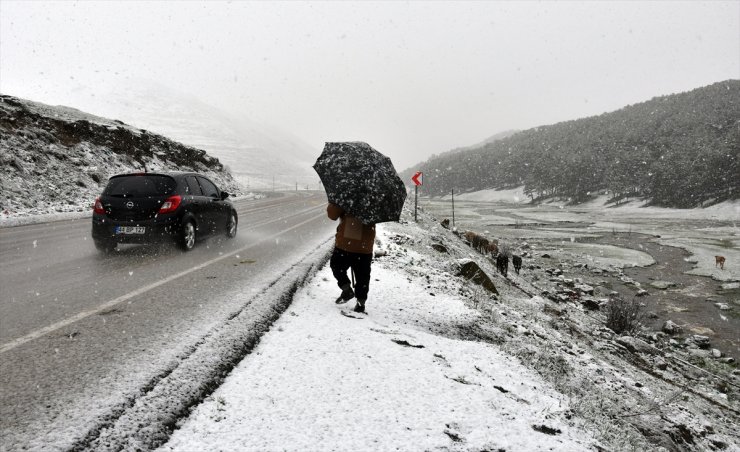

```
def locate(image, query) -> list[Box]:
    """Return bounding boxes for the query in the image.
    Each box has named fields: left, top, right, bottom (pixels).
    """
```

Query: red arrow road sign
left=412, top=171, right=423, bottom=186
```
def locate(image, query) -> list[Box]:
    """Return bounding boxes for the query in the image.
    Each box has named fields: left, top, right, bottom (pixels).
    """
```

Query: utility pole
left=452, top=188, right=455, bottom=228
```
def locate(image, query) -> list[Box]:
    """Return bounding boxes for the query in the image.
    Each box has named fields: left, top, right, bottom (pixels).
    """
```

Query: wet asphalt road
left=0, top=191, right=334, bottom=449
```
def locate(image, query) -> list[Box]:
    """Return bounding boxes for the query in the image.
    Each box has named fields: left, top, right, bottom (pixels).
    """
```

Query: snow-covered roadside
left=158, top=211, right=740, bottom=451
left=160, top=231, right=599, bottom=451
left=0, top=209, right=92, bottom=228
left=0, top=193, right=265, bottom=228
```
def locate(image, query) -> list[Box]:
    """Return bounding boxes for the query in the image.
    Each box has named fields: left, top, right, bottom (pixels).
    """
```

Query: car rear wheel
left=179, top=220, right=196, bottom=251
left=226, top=212, right=238, bottom=238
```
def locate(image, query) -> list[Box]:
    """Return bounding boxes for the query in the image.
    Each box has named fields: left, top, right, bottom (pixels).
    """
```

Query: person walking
left=327, top=202, right=375, bottom=313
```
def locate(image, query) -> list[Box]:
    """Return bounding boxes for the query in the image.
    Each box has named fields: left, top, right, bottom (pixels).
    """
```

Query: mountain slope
left=405, top=80, right=740, bottom=208
left=62, top=80, right=318, bottom=189
left=449, top=129, right=521, bottom=154
left=0, top=94, right=239, bottom=217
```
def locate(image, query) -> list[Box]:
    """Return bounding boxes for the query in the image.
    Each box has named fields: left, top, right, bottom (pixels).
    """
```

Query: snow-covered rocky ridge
left=0, top=94, right=240, bottom=221
left=158, top=207, right=737, bottom=451
left=10, top=78, right=319, bottom=191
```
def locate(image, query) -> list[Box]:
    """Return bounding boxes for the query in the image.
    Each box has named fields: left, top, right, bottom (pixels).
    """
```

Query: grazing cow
left=463, top=231, right=502, bottom=259
left=478, top=237, right=490, bottom=254
left=496, top=253, right=509, bottom=277
left=512, top=255, right=522, bottom=274
left=715, top=255, right=726, bottom=270
left=464, top=231, right=477, bottom=246
left=486, top=241, right=499, bottom=257
left=469, top=233, right=485, bottom=253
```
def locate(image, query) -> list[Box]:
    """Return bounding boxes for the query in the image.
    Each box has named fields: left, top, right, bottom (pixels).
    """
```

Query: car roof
left=109, top=171, right=204, bottom=179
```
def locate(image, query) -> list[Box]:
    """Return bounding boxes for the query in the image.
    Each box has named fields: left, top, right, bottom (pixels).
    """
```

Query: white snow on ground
left=1, top=198, right=736, bottom=450
left=425, top=189, right=740, bottom=282
left=156, top=206, right=740, bottom=451
left=541, top=242, right=656, bottom=269
left=161, top=231, right=598, bottom=452
left=443, top=186, right=529, bottom=204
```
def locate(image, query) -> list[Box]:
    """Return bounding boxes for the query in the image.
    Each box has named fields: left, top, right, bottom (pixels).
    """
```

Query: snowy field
left=441, top=186, right=530, bottom=204
left=1, top=195, right=738, bottom=450
left=158, top=209, right=740, bottom=451
left=541, top=242, right=656, bottom=269
left=421, top=189, right=740, bottom=282
left=3, top=187, right=738, bottom=450
left=161, top=261, right=597, bottom=452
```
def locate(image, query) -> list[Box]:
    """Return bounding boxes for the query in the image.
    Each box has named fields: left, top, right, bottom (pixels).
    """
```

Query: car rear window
left=103, top=175, right=177, bottom=197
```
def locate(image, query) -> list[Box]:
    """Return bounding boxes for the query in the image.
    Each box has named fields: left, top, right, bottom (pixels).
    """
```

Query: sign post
left=411, top=171, right=423, bottom=222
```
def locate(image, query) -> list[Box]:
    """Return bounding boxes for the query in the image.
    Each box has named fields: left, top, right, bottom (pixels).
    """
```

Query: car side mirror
left=220, top=191, right=230, bottom=200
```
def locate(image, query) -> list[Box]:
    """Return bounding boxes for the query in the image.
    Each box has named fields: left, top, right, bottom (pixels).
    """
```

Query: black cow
left=512, top=255, right=522, bottom=275
left=496, top=253, right=509, bottom=277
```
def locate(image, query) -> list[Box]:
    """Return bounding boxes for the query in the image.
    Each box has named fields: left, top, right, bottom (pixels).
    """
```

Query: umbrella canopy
left=313, top=142, right=407, bottom=224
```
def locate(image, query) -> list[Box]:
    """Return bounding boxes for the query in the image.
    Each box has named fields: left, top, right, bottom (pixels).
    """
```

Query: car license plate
left=116, top=226, right=146, bottom=235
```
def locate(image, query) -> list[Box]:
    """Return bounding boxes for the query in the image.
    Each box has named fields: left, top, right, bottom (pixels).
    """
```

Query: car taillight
left=93, top=197, right=105, bottom=215
left=158, top=195, right=182, bottom=214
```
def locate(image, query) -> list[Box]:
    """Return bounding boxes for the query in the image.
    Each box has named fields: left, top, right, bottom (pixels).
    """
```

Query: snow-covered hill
left=57, top=79, right=318, bottom=190
left=0, top=94, right=240, bottom=219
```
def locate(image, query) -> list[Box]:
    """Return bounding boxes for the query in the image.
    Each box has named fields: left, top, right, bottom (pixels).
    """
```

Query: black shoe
left=336, top=284, right=355, bottom=304
left=353, top=299, right=366, bottom=313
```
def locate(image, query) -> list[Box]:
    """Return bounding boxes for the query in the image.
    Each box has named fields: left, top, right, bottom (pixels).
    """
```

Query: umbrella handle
left=351, top=268, right=355, bottom=289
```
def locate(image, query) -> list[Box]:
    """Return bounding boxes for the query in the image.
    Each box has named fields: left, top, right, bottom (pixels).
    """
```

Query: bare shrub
left=604, top=295, right=643, bottom=335
left=514, top=344, right=573, bottom=378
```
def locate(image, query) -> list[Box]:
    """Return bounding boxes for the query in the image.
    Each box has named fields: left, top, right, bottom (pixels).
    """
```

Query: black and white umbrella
left=313, top=142, right=406, bottom=225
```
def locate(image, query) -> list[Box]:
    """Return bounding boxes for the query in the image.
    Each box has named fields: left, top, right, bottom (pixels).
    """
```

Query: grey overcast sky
left=1, top=1, right=738, bottom=170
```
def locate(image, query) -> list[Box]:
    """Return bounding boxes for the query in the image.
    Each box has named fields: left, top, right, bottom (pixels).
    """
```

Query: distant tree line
left=404, top=80, right=739, bottom=208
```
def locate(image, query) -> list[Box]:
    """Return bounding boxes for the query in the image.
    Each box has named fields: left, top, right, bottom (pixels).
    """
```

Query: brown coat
left=327, top=203, right=375, bottom=254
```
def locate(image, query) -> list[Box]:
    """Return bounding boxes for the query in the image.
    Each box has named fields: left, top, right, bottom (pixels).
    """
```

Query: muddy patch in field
left=576, top=233, right=738, bottom=357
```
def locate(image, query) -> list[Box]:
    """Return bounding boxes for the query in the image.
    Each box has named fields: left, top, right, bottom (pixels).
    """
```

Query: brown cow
left=463, top=231, right=482, bottom=252
left=486, top=241, right=498, bottom=257
left=477, top=237, right=490, bottom=254
left=715, top=255, right=725, bottom=270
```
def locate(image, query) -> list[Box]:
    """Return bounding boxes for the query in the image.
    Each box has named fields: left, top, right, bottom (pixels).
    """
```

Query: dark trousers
left=330, top=248, right=372, bottom=301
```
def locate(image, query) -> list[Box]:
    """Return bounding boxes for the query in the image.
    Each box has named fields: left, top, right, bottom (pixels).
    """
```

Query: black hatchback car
left=91, top=172, right=238, bottom=252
